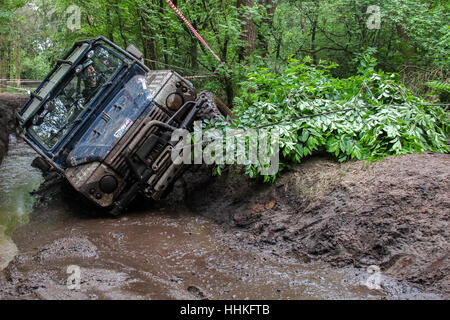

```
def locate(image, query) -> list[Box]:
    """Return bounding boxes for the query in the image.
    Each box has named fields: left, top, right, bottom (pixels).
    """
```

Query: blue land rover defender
left=17, top=37, right=231, bottom=215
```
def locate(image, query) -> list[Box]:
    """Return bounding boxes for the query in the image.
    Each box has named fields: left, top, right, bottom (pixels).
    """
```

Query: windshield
left=29, top=45, right=124, bottom=150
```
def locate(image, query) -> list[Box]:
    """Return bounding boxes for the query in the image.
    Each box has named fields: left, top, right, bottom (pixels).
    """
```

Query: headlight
left=99, top=175, right=118, bottom=194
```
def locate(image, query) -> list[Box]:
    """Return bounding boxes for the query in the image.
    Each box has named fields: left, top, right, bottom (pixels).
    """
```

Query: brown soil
left=0, top=93, right=28, bottom=165
left=181, top=153, right=450, bottom=296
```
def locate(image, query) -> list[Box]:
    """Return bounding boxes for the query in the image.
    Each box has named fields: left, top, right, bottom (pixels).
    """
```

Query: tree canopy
left=0, top=0, right=448, bottom=103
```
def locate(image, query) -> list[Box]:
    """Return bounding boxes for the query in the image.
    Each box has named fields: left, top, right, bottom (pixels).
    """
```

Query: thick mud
left=183, top=154, right=450, bottom=297
left=0, top=193, right=441, bottom=300
left=0, top=149, right=447, bottom=299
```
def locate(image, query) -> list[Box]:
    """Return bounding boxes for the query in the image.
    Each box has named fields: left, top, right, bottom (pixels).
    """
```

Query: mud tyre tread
left=196, top=91, right=233, bottom=121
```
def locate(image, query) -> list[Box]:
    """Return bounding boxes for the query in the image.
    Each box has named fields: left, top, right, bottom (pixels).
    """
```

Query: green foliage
left=2, top=0, right=447, bottom=180
left=426, top=80, right=450, bottom=102
left=2, top=0, right=449, bottom=100
left=22, top=54, right=51, bottom=80
left=210, top=56, right=449, bottom=181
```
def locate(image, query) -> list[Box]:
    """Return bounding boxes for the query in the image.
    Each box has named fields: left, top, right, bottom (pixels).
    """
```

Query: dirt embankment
left=0, top=93, right=28, bottom=165
left=180, top=153, right=449, bottom=296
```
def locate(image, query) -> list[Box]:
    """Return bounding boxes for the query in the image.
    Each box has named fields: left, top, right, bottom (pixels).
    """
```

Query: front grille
left=106, top=105, right=169, bottom=178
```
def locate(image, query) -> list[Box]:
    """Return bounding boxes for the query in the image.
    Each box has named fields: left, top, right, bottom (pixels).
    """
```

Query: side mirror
left=126, top=44, right=143, bottom=60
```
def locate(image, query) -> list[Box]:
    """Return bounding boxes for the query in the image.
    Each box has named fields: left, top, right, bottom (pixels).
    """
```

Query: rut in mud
left=0, top=150, right=443, bottom=299
left=4, top=151, right=447, bottom=299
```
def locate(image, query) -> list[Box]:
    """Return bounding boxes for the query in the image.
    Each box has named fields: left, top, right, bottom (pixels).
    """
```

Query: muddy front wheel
left=196, top=91, right=233, bottom=121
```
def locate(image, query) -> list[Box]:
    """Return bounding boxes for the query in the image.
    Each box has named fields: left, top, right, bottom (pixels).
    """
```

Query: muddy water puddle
left=0, top=140, right=442, bottom=300
left=30, top=208, right=435, bottom=300
left=107, top=213, right=356, bottom=299
left=0, top=137, right=41, bottom=270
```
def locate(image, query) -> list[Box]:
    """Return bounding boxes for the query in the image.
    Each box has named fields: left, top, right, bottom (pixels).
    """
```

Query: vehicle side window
left=29, top=45, right=124, bottom=150
left=29, top=76, right=84, bottom=149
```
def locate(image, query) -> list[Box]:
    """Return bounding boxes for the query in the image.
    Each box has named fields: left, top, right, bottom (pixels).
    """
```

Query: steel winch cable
left=144, top=58, right=199, bottom=74
left=144, top=59, right=222, bottom=80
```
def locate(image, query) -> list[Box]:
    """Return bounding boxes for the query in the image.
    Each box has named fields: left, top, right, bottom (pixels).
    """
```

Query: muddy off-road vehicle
left=17, top=36, right=231, bottom=215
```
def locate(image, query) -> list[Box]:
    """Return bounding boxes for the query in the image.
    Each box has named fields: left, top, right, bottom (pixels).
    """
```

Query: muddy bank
left=0, top=93, right=28, bottom=165
left=182, top=153, right=450, bottom=296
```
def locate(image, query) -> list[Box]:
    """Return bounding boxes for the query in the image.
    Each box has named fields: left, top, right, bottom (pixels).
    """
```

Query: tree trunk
left=224, top=76, right=234, bottom=108
left=14, top=34, right=21, bottom=87
left=310, top=0, right=320, bottom=64
left=258, top=0, right=277, bottom=57
left=311, top=19, right=317, bottom=64
left=237, top=0, right=256, bottom=61
left=220, top=32, right=234, bottom=106
left=396, top=23, right=416, bottom=63
left=9, top=35, right=14, bottom=85
left=143, top=34, right=156, bottom=69
left=0, top=35, right=8, bottom=92
left=114, top=0, right=128, bottom=48
left=159, top=0, right=169, bottom=66
left=138, top=5, right=157, bottom=69
left=275, top=39, right=281, bottom=74
left=190, top=36, right=198, bottom=72
left=106, top=4, right=114, bottom=42
left=299, top=1, right=307, bottom=34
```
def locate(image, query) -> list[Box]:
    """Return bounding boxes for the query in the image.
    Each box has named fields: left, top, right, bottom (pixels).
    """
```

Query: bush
left=425, top=80, right=450, bottom=103
left=208, top=56, right=449, bottom=181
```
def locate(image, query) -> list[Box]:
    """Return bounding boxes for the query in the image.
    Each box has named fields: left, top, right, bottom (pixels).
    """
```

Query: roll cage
left=17, top=37, right=149, bottom=171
